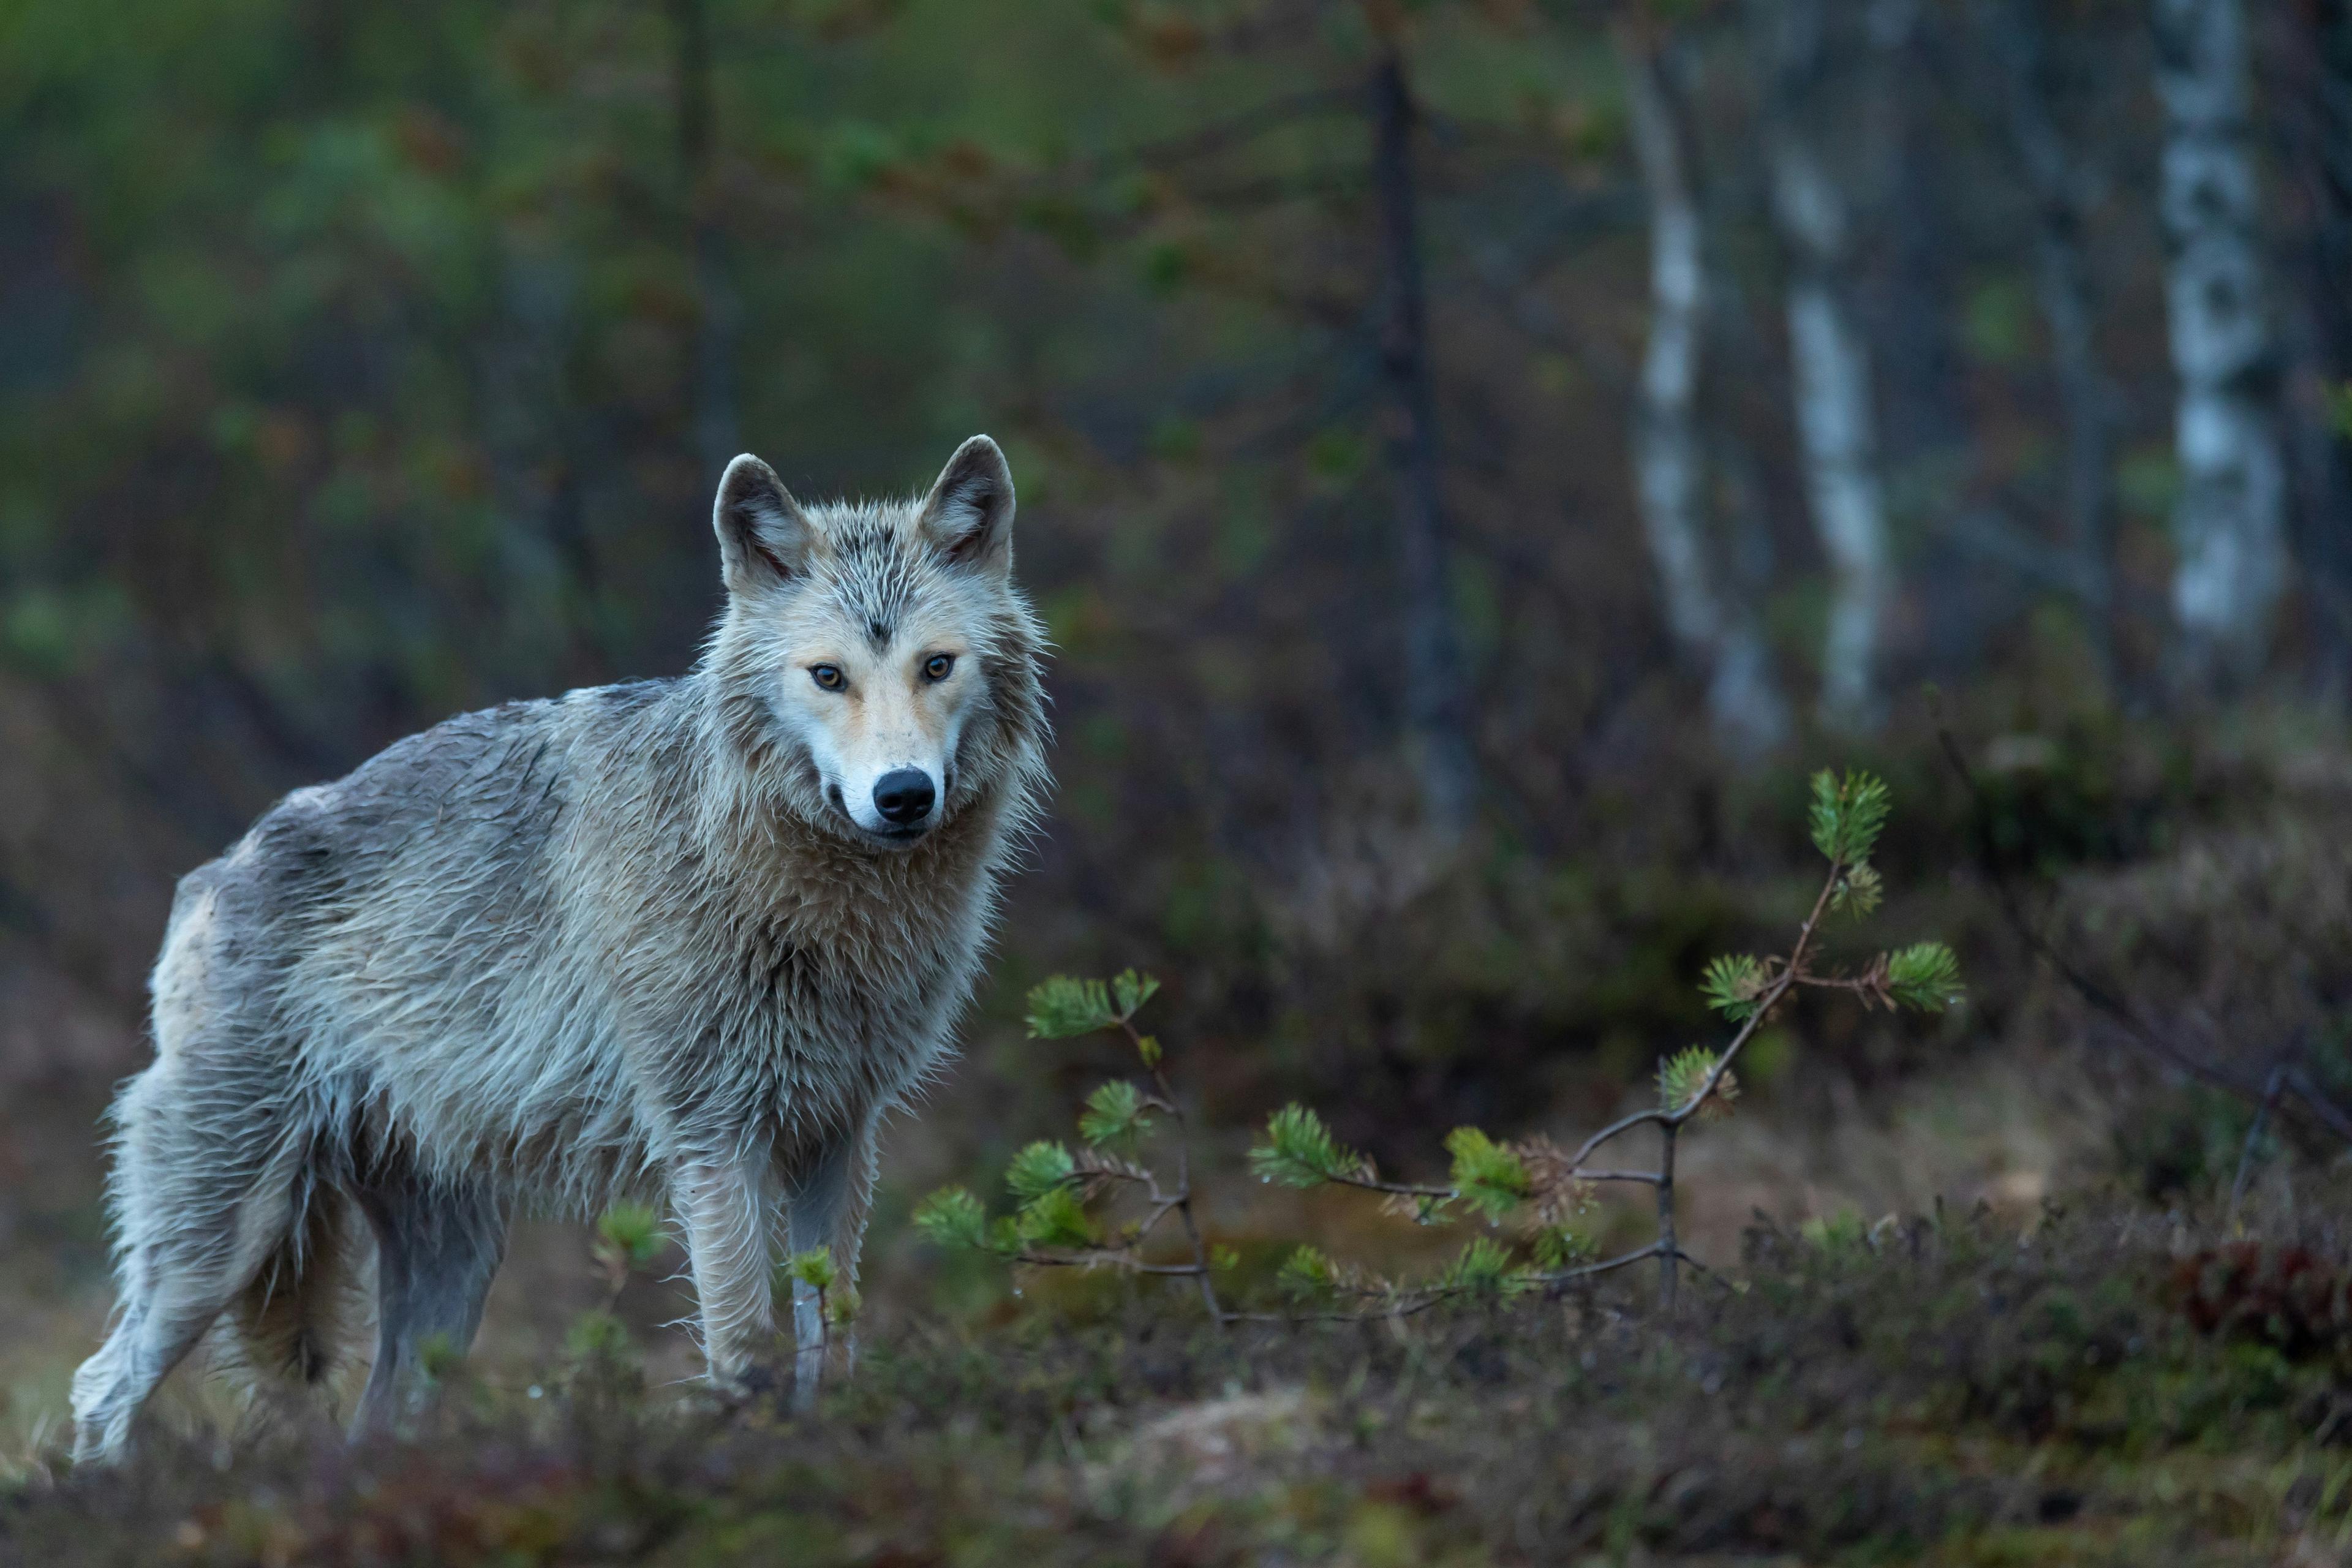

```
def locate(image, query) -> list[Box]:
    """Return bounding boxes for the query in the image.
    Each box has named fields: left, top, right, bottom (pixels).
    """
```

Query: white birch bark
left=1621, top=37, right=1789, bottom=754
left=1763, top=0, right=1893, bottom=731
left=2152, top=0, right=2287, bottom=678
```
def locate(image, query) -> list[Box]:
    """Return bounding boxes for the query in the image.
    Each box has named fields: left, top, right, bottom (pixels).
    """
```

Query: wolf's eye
left=922, top=653, right=955, bottom=682
left=810, top=665, right=846, bottom=692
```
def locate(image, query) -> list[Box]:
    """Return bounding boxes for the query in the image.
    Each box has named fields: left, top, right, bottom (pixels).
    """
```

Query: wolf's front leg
left=783, top=1115, right=879, bottom=1408
left=671, top=1156, right=776, bottom=1392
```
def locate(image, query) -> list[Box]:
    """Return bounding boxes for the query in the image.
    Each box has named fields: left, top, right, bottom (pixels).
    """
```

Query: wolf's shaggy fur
left=70, top=438, right=1049, bottom=1461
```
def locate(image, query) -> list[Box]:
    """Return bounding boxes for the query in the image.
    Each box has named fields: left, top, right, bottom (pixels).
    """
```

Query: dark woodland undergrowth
left=14, top=1191, right=2352, bottom=1567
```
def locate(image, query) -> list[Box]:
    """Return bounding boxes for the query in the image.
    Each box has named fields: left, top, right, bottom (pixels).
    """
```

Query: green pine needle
left=1438, top=1235, right=1535, bottom=1300
left=1250, top=1103, right=1367, bottom=1188
left=1005, top=1140, right=1078, bottom=1202
left=1025, top=976, right=1119, bottom=1039
left=1658, top=1044, right=1732, bottom=1115
left=911, top=1186, right=990, bottom=1252
left=1700, top=954, right=1770, bottom=1022
left=592, top=1202, right=668, bottom=1272
left=1444, top=1126, right=1532, bottom=1221
left=1077, top=1079, right=1150, bottom=1149
left=1809, top=769, right=1893, bottom=867
left=1278, top=1244, right=1336, bottom=1298
left=1110, top=968, right=1161, bottom=1019
left=1532, top=1226, right=1596, bottom=1270
left=1015, top=1184, right=1098, bottom=1250
left=1885, top=941, right=1966, bottom=1012
left=1830, top=859, right=1884, bottom=919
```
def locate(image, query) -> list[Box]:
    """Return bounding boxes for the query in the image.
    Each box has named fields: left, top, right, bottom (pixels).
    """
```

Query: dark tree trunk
left=1987, top=0, right=2119, bottom=681
left=673, top=0, right=740, bottom=502
left=1370, top=49, right=1476, bottom=837
left=2276, top=0, right=2352, bottom=687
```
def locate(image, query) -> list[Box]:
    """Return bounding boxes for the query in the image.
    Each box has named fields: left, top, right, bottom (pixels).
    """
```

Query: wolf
left=69, top=436, right=1049, bottom=1463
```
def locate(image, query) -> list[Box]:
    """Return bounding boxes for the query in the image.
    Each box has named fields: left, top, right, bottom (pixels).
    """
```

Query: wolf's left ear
left=918, top=435, right=1016, bottom=577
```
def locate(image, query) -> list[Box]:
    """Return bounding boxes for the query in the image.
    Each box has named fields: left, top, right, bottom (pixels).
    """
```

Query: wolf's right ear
left=918, top=435, right=1016, bottom=578
left=713, top=454, right=813, bottom=596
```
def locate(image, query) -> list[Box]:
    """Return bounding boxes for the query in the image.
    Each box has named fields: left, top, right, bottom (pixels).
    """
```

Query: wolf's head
left=704, top=435, right=1048, bottom=852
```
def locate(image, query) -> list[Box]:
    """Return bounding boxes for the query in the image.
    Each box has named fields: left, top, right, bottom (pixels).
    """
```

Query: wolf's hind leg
left=350, top=1174, right=508, bottom=1437
left=220, top=1184, right=363, bottom=1439
left=71, top=1068, right=304, bottom=1464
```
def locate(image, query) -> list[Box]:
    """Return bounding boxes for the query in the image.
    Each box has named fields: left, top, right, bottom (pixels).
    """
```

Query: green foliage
left=1885, top=942, right=1966, bottom=1013
left=1809, top=769, right=1892, bottom=866
left=1006, top=1140, right=1079, bottom=1202
left=1250, top=1103, right=1367, bottom=1188
left=594, top=1203, right=668, bottom=1273
left=1025, top=970, right=1161, bottom=1040
left=1531, top=1226, right=1596, bottom=1270
left=1443, top=1126, right=1532, bottom=1221
left=565, top=1309, right=632, bottom=1363
left=1025, top=976, right=1121, bottom=1039
left=1077, top=1079, right=1150, bottom=1150
left=1014, top=1184, right=1098, bottom=1250
left=913, top=1186, right=993, bottom=1253
left=1830, top=858, right=1883, bottom=919
left=786, top=1247, right=839, bottom=1294
left=1276, top=1245, right=1335, bottom=1298
left=1700, top=954, right=1770, bottom=1022
left=1657, top=1044, right=1734, bottom=1117
left=1438, top=1236, right=1535, bottom=1300
left=1110, top=968, right=1160, bottom=1019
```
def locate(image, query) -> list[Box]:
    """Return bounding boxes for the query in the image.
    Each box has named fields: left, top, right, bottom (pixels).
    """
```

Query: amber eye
left=810, top=665, right=846, bottom=692
left=922, top=653, right=955, bottom=682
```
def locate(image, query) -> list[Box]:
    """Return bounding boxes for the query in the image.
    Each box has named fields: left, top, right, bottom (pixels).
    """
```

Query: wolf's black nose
left=873, top=769, right=936, bottom=826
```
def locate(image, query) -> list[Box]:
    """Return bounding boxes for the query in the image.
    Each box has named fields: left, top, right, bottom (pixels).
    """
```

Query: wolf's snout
left=872, top=769, right=937, bottom=826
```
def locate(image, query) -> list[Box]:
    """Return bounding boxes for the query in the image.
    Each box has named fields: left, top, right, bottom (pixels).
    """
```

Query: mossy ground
left=11, top=1189, right=2352, bottom=1566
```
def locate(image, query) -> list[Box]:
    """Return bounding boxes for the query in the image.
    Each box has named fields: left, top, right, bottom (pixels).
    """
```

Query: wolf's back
left=147, top=682, right=687, bottom=1184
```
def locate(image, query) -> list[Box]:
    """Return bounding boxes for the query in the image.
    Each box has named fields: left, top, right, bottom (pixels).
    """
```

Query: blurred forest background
left=6, top=0, right=2352, bottom=1442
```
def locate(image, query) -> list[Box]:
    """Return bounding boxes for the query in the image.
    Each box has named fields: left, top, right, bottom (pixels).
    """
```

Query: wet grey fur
left=70, top=438, right=1050, bottom=1461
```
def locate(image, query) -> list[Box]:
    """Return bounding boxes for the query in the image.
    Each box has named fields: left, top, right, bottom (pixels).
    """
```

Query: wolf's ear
left=713, top=454, right=813, bottom=595
left=918, top=435, right=1016, bottom=577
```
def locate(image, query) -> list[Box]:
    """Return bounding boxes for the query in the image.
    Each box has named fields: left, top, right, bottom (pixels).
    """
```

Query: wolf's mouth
left=824, top=782, right=932, bottom=846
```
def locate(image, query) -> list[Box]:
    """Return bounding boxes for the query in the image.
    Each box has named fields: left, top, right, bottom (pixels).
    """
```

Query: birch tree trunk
left=1761, top=0, right=1893, bottom=732
left=2151, top=0, right=2288, bottom=681
left=1620, top=34, right=1789, bottom=755
left=1370, top=47, right=1477, bottom=836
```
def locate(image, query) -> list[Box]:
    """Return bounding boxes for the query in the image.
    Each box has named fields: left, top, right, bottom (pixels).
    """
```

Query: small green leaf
left=1025, top=976, right=1119, bottom=1039
left=1444, top=1126, right=1532, bottom=1221
left=1700, top=954, right=1770, bottom=1022
left=1136, top=1034, right=1164, bottom=1069
left=1210, top=1243, right=1240, bottom=1272
left=1885, top=942, right=1965, bottom=1012
left=1250, top=1103, right=1366, bottom=1188
left=1006, top=1140, right=1078, bottom=1202
left=1078, top=1079, right=1150, bottom=1149
left=786, top=1246, right=837, bottom=1292
left=912, top=1186, right=990, bottom=1251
